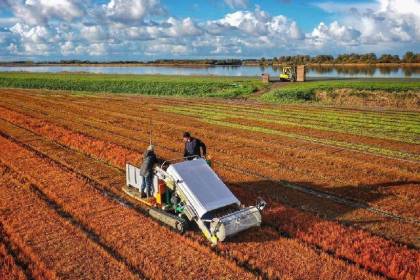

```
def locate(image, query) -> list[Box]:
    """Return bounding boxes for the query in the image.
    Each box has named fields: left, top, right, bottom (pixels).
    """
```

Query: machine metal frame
left=124, top=158, right=266, bottom=244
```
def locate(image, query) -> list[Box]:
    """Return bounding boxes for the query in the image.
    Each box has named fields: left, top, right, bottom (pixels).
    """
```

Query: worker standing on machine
left=140, top=145, right=157, bottom=198
left=183, top=132, right=207, bottom=160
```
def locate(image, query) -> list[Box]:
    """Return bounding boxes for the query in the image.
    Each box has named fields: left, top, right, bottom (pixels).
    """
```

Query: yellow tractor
left=280, top=65, right=297, bottom=82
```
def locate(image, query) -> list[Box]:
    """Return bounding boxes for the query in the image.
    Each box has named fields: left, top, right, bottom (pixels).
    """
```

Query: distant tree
left=402, top=51, right=415, bottom=63
left=361, top=53, right=377, bottom=64
left=312, top=55, right=334, bottom=64
left=272, top=57, right=278, bottom=65
left=378, top=54, right=399, bottom=63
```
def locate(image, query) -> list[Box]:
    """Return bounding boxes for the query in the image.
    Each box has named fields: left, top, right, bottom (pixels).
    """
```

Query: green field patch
left=261, top=80, right=420, bottom=103
left=161, top=104, right=420, bottom=144
left=0, top=72, right=262, bottom=98
left=160, top=105, right=420, bottom=161
left=173, top=102, right=420, bottom=131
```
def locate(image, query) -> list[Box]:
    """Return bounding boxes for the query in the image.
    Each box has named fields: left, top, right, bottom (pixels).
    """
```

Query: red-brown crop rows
left=0, top=165, right=139, bottom=280
left=1, top=90, right=418, bottom=212
left=0, top=97, right=418, bottom=234
left=0, top=116, right=385, bottom=279
left=0, top=135, right=257, bottom=279
left=0, top=88, right=419, bottom=279
left=0, top=231, right=27, bottom=280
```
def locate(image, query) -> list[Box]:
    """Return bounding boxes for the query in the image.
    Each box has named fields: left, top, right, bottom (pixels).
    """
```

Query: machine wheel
left=175, top=220, right=187, bottom=233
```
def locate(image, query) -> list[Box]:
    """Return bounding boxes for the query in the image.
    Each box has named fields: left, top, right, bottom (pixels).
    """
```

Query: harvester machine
left=123, top=158, right=266, bottom=245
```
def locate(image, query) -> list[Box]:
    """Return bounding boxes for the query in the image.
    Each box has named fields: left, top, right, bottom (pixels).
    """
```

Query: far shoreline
left=0, top=62, right=419, bottom=67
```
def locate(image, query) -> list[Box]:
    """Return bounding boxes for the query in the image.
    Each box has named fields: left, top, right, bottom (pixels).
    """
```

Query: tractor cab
left=280, top=65, right=297, bottom=82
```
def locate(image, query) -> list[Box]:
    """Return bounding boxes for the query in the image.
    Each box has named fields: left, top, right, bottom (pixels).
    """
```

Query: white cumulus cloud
left=0, top=0, right=418, bottom=59
left=4, top=0, right=85, bottom=25
left=104, top=0, right=165, bottom=24
left=224, top=0, right=249, bottom=9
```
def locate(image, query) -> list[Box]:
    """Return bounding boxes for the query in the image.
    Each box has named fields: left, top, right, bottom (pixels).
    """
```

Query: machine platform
left=122, top=184, right=157, bottom=207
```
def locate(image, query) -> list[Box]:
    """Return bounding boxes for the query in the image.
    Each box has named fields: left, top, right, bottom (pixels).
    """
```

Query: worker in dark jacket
left=140, top=145, right=157, bottom=198
left=183, top=132, right=206, bottom=160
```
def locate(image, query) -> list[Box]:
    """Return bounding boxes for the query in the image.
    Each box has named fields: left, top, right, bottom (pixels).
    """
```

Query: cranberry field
left=0, top=88, right=419, bottom=280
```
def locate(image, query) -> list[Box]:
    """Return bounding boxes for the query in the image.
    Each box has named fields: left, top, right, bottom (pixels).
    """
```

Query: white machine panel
left=166, top=159, right=240, bottom=218
left=126, top=164, right=157, bottom=194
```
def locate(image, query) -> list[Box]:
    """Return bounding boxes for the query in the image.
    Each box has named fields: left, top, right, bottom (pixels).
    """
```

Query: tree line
left=1, top=52, right=418, bottom=66
left=255, top=52, right=419, bottom=65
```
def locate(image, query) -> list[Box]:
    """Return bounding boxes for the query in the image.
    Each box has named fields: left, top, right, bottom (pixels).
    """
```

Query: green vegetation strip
left=185, top=103, right=420, bottom=130
left=0, top=72, right=262, bottom=98
left=261, top=80, right=420, bottom=103
left=172, top=103, right=419, bottom=132
left=161, top=106, right=419, bottom=161
left=161, top=105, right=420, bottom=144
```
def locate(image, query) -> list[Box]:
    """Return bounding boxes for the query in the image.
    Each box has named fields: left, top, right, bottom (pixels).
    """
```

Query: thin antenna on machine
left=149, top=118, right=153, bottom=146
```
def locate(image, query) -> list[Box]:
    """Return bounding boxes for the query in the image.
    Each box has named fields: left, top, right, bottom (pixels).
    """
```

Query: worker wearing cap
left=140, top=145, right=157, bottom=198
left=183, top=132, right=206, bottom=160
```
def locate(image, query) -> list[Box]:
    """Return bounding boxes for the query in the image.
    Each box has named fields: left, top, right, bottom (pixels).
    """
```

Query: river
left=0, top=65, right=419, bottom=78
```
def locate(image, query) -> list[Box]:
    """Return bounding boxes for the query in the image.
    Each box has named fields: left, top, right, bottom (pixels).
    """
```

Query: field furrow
left=0, top=105, right=417, bottom=279
left=0, top=229, right=28, bottom=280
left=0, top=100, right=418, bottom=225
left=0, top=135, right=254, bottom=279
left=2, top=90, right=417, bottom=178
left=5, top=89, right=419, bottom=158
left=6, top=89, right=419, bottom=174
left=0, top=165, right=140, bottom=280
left=1, top=95, right=419, bottom=209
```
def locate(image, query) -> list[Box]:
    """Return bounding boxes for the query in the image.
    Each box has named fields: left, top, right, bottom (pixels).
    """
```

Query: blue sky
left=0, top=0, right=419, bottom=61
left=163, top=1, right=327, bottom=31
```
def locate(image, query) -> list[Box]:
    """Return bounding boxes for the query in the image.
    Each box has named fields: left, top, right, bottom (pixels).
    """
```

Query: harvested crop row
left=161, top=103, right=420, bottom=153
left=0, top=234, right=27, bottom=280
left=1, top=100, right=417, bottom=221
left=172, top=100, right=419, bottom=125
left=0, top=100, right=414, bottom=221
left=0, top=116, right=384, bottom=280
left=0, top=134, right=254, bottom=280
left=0, top=98, right=412, bottom=223
left=0, top=224, right=57, bottom=280
left=1, top=94, right=417, bottom=203
left=7, top=90, right=419, bottom=179
left=0, top=166, right=140, bottom=280
left=0, top=96, right=416, bottom=242
left=7, top=89, right=419, bottom=162
left=0, top=113, right=417, bottom=279
left=47, top=90, right=418, bottom=155
left=3, top=90, right=418, bottom=179
left=159, top=102, right=420, bottom=147
left=215, top=167, right=420, bottom=280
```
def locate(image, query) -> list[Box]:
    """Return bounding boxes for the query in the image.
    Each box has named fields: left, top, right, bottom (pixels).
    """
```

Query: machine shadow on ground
left=221, top=178, right=419, bottom=246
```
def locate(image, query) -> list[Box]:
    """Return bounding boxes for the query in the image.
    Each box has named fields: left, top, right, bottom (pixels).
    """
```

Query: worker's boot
left=140, top=191, right=146, bottom=198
